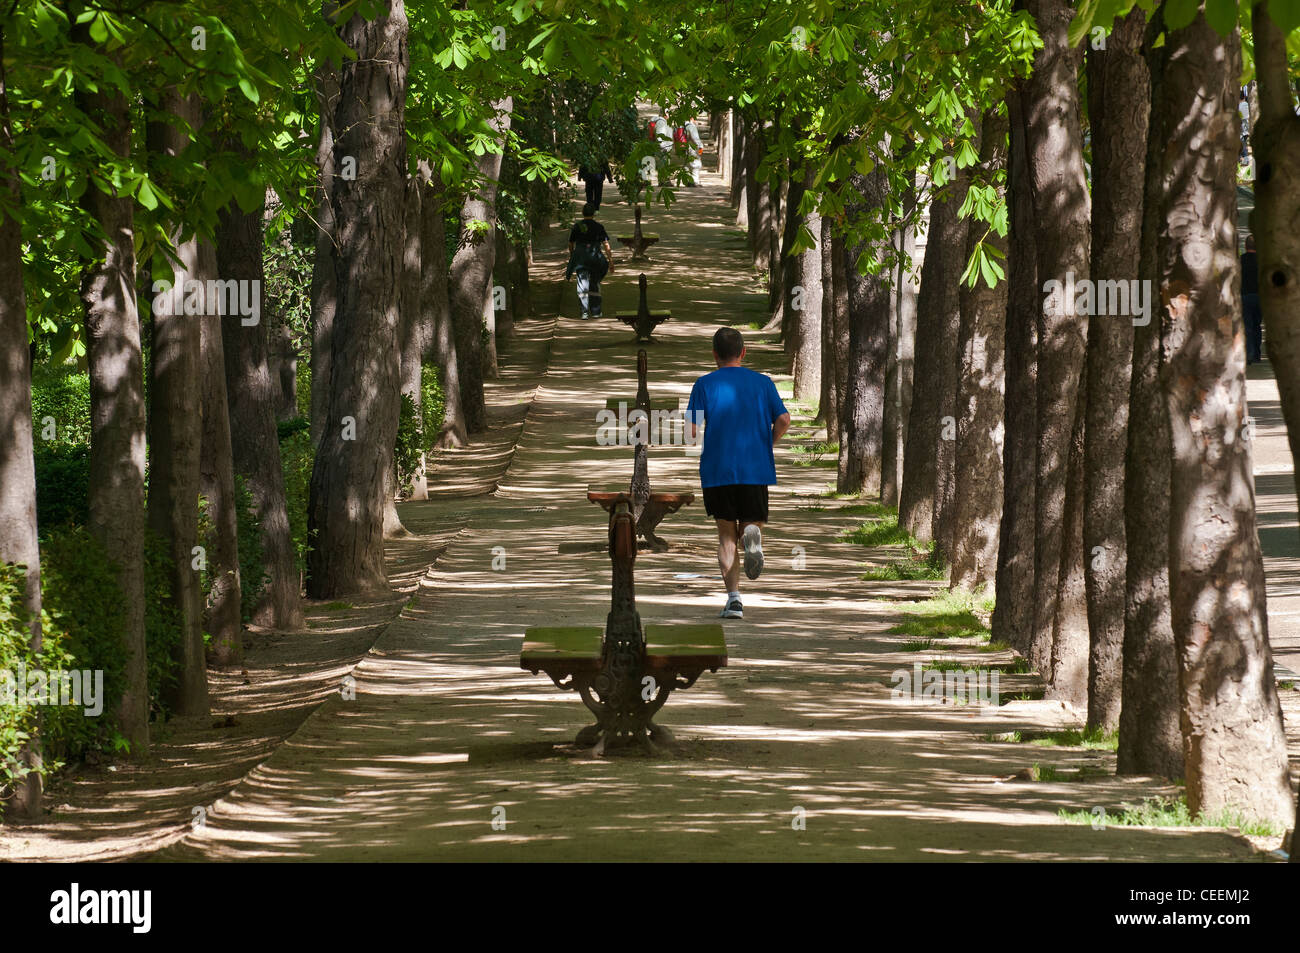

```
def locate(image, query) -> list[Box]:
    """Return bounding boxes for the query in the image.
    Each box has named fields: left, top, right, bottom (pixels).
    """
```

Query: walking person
left=578, top=159, right=613, bottom=210
left=683, top=116, right=704, bottom=185
left=565, top=202, right=614, bottom=319
left=686, top=328, right=792, bottom=619
left=1242, top=234, right=1263, bottom=364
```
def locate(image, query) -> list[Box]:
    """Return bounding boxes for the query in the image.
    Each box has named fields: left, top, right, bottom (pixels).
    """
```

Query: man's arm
left=603, top=240, right=614, bottom=268
left=772, top=412, right=791, bottom=445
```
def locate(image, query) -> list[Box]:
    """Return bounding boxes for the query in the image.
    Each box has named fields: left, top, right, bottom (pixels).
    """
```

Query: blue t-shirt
left=686, top=366, right=788, bottom=488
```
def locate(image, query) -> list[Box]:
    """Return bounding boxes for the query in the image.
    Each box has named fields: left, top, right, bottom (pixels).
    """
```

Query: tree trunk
left=883, top=180, right=918, bottom=509
left=449, top=97, right=511, bottom=433
left=420, top=159, right=466, bottom=448
left=839, top=164, right=890, bottom=497
left=147, top=89, right=208, bottom=715
left=1024, top=0, right=1091, bottom=705
left=272, top=320, right=297, bottom=421
left=750, top=123, right=771, bottom=276
left=217, top=152, right=305, bottom=630
left=829, top=230, right=850, bottom=443
left=819, top=215, right=839, bottom=439
left=0, top=26, right=42, bottom=814
left=306, top=0, right=409, bottom=599
left=74, top=34, right=149, bottom=752
left=950, top=108, right=1009, bottom=591
left=1119, top=10, right=1181, bottom=777
left=776, top=161, right=806, bottom=347
left=309, top=57, right=340, bottom=449
left=735, top=115, right=751, bottom=228
left=1157, top=10, right=1293, bottom=826
left=1251, top=0, right=1300, bottom=852
left=1084, top=8, right=1146, bottom=732
left=992, top=84, right=1039, bottom=659
left=196, top=237, right=244, bottom=667
left=899, top=174, right=966, bottom=544
left=400, top=173, right=428, bottom=501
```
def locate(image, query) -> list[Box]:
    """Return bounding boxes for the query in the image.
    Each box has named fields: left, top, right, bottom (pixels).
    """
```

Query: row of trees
left=0, top=0, right=649, bottom=818
left=702, top=0, right=1300, bottom=833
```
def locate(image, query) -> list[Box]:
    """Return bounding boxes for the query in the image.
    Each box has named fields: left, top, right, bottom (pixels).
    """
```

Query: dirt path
left=151, top=164, right=1292, bottom=862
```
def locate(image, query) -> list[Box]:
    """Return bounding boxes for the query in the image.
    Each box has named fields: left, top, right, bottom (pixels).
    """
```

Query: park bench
left=520, top=496, right=726, bottom=751
left=612, top=273, right=671, bottom=343
left=521, top=351, right=723, bottom=752
left=615, top=206, right=659, bottom=260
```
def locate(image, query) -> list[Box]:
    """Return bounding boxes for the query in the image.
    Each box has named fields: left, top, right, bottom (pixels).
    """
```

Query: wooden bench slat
left=644, top=623, right=727, bottom=671
left=520, top=626, right=604, bottom=672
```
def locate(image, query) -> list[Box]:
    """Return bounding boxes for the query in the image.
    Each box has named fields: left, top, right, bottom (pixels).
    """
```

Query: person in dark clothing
left=565, top=203, right=614, bottom=319
left=1241, top=234, right=1263, bottom=364
left=577, top=161, right=614, bottom=210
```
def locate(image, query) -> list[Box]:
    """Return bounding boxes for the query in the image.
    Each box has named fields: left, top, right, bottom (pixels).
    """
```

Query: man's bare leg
left=715, top=519, right=741, bottom=593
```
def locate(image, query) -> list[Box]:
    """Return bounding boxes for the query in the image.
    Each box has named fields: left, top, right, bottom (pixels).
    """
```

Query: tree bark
left=1119, top=10, right=1181, bottom=777
left=776, top=161, right=806, bottom=347
left=1084, top=9, right=1146, bottom=731
left=787, top=164, right=822, bottom=400
left=147, top=89, right=208, bottom=714
left=420, top=159, right=466, bottom=448
left=1251, top=0, right=1300, bottom=851
left=735, top=114, right=751, bottom=229
left=882, top=181, right=918, bottom=509
left=306, top=0, right=409, bottom=598
left=1157, top=10, right=1293, bottom=826
left=992, top=84, right=1039, bottom=659
left=217, top=155, right=305, bottom=630
left=1023, top=0, right=1091, bottom=705
left=449, top=97, right=512, bottom=433
left=750, top=122, right=771, bottom=276
left=899, top=174, right=966, bottom=544
left=74, top=35, right=148, bottom=751
left=400, top=172, right=428, bottom=500
left=839, top=164, right=890, bottom=497
left=196, top=236, right=243, bottom=667
left=309, top=56, right=340, bottom=449
left=819, top=215, right=839, bottom=440
left=0, top=26, right=42, bottom=814
left=950, top=108, right=1009, bottom=591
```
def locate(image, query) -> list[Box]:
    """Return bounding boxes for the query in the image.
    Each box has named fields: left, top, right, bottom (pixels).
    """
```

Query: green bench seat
left=644, top=624, right=727, bottom=673
left=520, top=626, right=604, bottom=675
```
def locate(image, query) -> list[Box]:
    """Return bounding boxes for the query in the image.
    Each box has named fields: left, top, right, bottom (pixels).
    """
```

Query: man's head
left=582, top=202, right=597, bottom=219
left=712, top=327, right=745, bottom=366
left=1245, top=234, right=1256, bottom=252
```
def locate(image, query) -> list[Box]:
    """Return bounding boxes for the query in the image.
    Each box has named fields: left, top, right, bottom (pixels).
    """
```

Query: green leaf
left=1205, top=0, right=1239, bottom=36
left=1164, top=0, right=1202, bottom=31
left=1267, top=0, right=1300, bottom=33
left=136, top=178, right=159, bottom=211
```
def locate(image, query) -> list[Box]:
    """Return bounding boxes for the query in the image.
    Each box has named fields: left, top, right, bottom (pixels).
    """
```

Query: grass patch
left=322, top=601, right=353, bottom=611
left=843, top=517, right=915, bottom=547
left=1059, top=796, right=1284, bottom=836
left=981, top=640, right=1012, bottom=652
left=794, top=441, right=839, bottom=468
left=886, top=589, right=992, bottom=640
left=840, top=501, right=896, bottom=518
left=901, top=639, right=935, bottom=652
left=1024, top=726, right=1118, bottom=751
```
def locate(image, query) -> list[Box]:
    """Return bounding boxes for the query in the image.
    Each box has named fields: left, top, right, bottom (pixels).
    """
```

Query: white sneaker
left=719, top=597, right=743, bottom=619
left=742, top=524, right=764, bottom=580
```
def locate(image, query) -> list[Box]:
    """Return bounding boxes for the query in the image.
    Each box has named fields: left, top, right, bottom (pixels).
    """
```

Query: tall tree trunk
left=899, top=173, right=966, bottom=544
left=992, top=84, right=1039, bottom=659
left=1157, top=10, right=1292, bottom=826
left=217, top=154, right=305, bottom=630
left=750, top=122, right=771, bottom=276
left=400, top=173, right=428, bottom=501
left=951, top=108, right=1009, bottom=591
left=147, top=89, right=208, bottom=714
left=787, top=165, right=822, bottom=398
left=830, top=231, right=850, bottom=443
left=882, top=181, right=918, bottom=509
left=819, top=215, right=839, bottom=440
left=272, top=317, right=297, bottom=421
left=74, top=36, right=148, bottom=751
left=0, top=25, right=42, bottom=814
left=420, top=159, right=466, bottom=448
left=306, top=0, right=409, bottom=598
left=1251, top=0, right=1300, bottom=852
left=839, top=164, right=890, bottom=497
left=776, top=161, right=806, bottom=345
left=1084, top=9, right=1146, bottom=731
left=734, top=114, right=750, bottom=227
left=1023, top=0, right=1091, bottom=704
left=309, top=56, right=340, bottom=449
left=196, top=237, right=244, bottom=667
left=1119, top=9, right=1181, bottom=777
left=449, top=96, right=511, bottom=434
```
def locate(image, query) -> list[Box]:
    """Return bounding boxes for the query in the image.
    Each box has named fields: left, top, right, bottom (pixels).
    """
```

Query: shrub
left=33, top=443, right=90, bottom=531
left=394, top=393, right=423, bottom=495
left=29, top=366, right=91, bottom=448
left=0, top=563, right=44, bottom=810
left=421, top=363, right=445, bottom=445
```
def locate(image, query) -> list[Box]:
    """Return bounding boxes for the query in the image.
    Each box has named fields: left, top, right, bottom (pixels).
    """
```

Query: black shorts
left=702, top=484, right=769, bottom=523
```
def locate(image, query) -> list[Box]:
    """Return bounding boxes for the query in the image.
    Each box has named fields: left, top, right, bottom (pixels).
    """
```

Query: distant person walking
left=565, top=202, right=614, bottom=320
left=686, top=328, right=792, bottom=620
left=578, top=159, right=613, bottom=210
left=682, top=117, right=704, bottom=185
left=1242, top=234, right=1263, bottom=364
